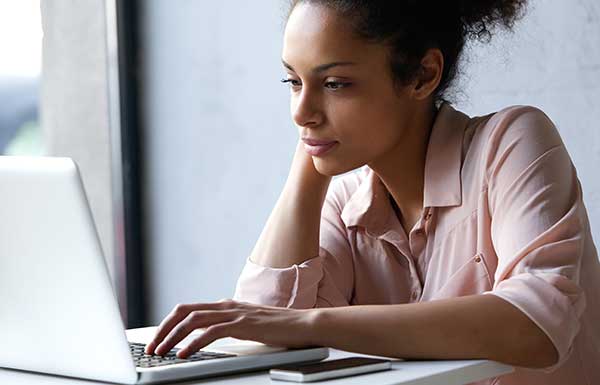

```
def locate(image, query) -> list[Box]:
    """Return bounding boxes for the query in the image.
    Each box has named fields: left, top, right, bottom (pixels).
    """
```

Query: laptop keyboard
left=129, top=342, right=237, bottom=368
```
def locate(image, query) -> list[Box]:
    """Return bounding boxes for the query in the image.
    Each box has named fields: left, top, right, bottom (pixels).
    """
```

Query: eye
left=280, top=78, right=302, bottom=89
left=324, top=81, right=351, bottom=90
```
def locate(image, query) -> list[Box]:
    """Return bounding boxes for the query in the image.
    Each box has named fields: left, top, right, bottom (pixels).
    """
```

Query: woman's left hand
left=144, top=299, right=319, bottom=358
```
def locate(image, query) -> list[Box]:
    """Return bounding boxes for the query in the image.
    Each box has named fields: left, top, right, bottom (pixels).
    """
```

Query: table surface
left=0, top=327, right=514, bottom=385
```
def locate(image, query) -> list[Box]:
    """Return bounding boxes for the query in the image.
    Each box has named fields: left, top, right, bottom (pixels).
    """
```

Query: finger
left=145, top=300, right=240, bottom=354
left=145, top=304, right=194, bottom=354
left=155, top=310, right=239, bottom=356
left=177, top=320, right=241, bottom=358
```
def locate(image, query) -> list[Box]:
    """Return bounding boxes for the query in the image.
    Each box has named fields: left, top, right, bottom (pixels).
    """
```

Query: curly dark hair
left=287, top=0, right=527, bottom=103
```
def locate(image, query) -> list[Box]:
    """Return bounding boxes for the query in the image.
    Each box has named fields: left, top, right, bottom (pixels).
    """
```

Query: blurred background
left=1, top=0, right=598, bottom=328
left=0, top=1, right=42, bottom=156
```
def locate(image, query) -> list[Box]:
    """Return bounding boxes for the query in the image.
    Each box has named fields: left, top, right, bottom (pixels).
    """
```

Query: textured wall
left=141, top=0, right=600, bottom=323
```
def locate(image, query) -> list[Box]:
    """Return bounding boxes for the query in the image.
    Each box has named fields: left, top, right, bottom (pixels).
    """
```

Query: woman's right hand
left=287, top=139, right=332, bottom=190
left=247, top=140, right=332, bottom=268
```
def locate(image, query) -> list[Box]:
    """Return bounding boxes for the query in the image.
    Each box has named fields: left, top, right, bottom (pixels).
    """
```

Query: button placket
left=409, top=227, right=426, bottom=260
left=386, top=237, right=422, bottom=300
left=380, top=214, right=424, bottom=302
left=410, top=291, right=419, bottom=301
left=423, top=208, right=435, bottom=233
left=409, top=209, right=435, bottom=301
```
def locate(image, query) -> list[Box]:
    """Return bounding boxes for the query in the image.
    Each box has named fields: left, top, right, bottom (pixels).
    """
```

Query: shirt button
left=474, top=254, right=482, bottom=263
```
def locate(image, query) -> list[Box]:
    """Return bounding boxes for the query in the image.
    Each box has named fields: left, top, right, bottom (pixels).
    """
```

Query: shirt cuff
left=233, top=256, right=324, bottom=308
left=483, top=272, right=585, bottom=373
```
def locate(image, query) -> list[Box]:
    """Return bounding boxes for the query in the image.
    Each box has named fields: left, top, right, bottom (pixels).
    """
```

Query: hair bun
left=456, top=0, right=527, bottom=41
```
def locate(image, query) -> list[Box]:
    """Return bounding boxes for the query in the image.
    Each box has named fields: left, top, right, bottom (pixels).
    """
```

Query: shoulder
left=476, top=105, right=563, bottom=150
left=465, top=105, right=565, bottom=169
left=469, top=105, right=572, bottom=189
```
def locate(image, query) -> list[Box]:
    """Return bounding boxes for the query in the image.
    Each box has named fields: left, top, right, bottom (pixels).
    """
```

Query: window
left=0, top=0, right=43, bottom=156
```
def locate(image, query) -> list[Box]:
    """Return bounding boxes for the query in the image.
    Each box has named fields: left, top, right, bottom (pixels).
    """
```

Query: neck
left=368, top=102, right=437, bottom=233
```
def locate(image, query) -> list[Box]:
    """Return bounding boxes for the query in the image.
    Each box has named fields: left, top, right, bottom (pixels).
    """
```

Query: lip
left=301, top=138, right=338, bottom=157
left=302, top=138, right=337, bottom=146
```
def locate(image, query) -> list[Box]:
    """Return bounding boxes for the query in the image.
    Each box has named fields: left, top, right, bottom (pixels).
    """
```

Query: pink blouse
left=233, top=104, right=600, bottom=385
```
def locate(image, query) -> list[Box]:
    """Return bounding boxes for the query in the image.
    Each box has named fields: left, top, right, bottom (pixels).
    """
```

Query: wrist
left=302, top=308, right=331, bottom=347
left=288, top=141, right=331, bottom=186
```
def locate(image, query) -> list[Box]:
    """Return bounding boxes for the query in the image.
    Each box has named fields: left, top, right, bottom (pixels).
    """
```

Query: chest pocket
left=426, top=209, right=495, bottom=300
left=429, top=252, right=493, bottom=300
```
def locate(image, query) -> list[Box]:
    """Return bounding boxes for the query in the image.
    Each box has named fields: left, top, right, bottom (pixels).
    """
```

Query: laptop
left=0, top=156, right=328, bottom=384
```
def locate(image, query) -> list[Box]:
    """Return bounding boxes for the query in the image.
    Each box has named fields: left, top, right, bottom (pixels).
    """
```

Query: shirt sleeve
left=233, top=177, right=355, bottom=308
left=482, top=106, right=586, bottom=373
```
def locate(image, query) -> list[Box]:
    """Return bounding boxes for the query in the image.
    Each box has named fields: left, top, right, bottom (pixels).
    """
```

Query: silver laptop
left=0, top=156, right=328, bottom=384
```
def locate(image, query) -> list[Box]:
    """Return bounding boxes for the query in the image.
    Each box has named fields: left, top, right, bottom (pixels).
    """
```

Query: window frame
left=105, top=0, right=146, bottom=328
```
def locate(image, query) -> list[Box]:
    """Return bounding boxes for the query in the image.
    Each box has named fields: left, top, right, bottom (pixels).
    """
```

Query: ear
left=411, top=48, right=444, bottom=100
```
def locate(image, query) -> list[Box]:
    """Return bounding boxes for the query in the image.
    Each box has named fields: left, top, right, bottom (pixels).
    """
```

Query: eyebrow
left=282, top=59, right=357, bottom=74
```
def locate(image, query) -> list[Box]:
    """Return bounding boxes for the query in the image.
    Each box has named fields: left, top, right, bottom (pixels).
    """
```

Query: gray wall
left=141, top=1, right=294, bottom=322
left=141, top=0, right=600, bottom=324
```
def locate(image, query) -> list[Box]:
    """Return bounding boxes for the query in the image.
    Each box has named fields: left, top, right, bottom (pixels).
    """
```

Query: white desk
left=0, top=327, right=513, bottom=385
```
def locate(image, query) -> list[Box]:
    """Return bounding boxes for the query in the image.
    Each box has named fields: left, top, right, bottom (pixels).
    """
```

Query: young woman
left=145, top=1, right=600, bottom=383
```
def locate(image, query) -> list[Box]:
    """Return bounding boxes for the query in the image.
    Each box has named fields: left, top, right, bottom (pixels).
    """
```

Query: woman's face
left=282, top=3, right=421, bottom=176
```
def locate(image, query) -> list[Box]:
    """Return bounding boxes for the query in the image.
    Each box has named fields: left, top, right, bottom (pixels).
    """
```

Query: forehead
left=283, top=3, right=386, bottom=71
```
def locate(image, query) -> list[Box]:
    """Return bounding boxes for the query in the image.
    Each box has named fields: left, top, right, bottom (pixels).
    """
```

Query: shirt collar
left=340, top=103, right=470, bottom=232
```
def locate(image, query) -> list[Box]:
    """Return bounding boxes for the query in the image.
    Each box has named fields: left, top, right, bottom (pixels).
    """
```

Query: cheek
left=315, top=126, right=404, bottom=176
left=309, top=137, right=375, bottom=176
left=302, top=92, right=408, bottom=175
left=333, top=102, right=402, bottom=155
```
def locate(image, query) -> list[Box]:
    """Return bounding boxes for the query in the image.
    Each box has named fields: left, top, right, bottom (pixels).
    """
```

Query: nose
left=291, top=88, right=323, bottom=128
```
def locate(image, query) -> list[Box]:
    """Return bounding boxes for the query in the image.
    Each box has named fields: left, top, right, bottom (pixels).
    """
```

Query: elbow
left=526, top=339, right=559, bottom=369
left=494, top=305, right=561, bottom=369
left=510, top=330, right=560, bottom=369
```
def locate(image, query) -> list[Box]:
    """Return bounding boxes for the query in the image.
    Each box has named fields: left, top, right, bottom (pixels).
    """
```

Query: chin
left=312, top=157, right=363, bottom=177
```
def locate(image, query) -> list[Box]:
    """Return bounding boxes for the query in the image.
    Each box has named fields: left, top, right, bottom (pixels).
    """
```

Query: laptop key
left=129, top=342, right=237, bottom=368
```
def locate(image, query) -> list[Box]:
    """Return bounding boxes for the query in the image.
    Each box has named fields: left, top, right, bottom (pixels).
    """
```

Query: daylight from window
left=0, top=0, right=43, bottom=155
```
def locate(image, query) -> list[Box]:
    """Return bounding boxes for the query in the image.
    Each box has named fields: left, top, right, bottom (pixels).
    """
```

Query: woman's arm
left=249, top=141, right=331, bottom=268
left=145, top=294, right=557, bottom=370
left=311, top=294, right=558, bottom=368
